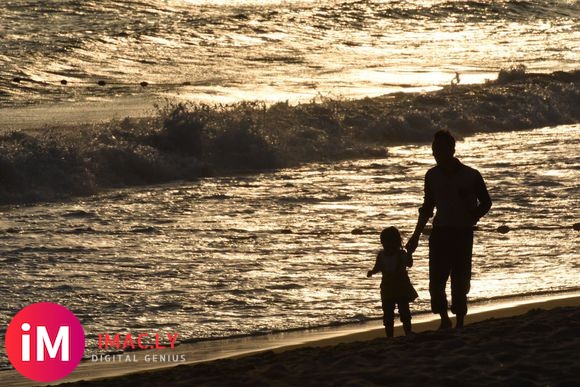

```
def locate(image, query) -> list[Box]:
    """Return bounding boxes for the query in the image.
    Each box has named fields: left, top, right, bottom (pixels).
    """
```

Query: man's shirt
left=419, top=158, right=492, bottom=227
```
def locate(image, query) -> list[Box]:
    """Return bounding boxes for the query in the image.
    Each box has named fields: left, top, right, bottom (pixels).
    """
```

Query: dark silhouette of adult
left=406, top=130, right=491, bottom=329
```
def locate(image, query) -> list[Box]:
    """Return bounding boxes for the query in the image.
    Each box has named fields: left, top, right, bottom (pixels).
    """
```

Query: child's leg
left=381, top=298, right=396, bottom=337
left=398, top=301, right=413, bottom=335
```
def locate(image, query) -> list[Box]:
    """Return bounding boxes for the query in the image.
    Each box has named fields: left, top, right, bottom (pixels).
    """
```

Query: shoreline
left=0, top=69, right=578, bottom=205
left=1, top=291, right=578, bottom=386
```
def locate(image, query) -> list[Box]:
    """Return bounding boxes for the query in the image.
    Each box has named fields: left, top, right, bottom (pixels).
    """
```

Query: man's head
left=432, top=130, right=455, bottom=166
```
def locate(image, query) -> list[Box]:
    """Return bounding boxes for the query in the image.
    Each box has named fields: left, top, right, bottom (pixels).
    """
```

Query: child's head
left=380, top=226, right=402, bottom=250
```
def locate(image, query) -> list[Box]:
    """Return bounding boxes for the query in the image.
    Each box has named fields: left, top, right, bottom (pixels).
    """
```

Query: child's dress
left=374, top=249, right=418, bottom=303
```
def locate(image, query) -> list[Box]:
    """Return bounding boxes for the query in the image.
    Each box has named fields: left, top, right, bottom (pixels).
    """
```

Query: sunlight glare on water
left=0, top=124, right=578, bottom=366
left=1, top=0, right=578, bottom=106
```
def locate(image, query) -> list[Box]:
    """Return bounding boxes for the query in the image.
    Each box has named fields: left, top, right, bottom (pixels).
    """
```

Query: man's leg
left=450, top=228, right=474, bottom=329
left=429, top=229, right=452, bottom=329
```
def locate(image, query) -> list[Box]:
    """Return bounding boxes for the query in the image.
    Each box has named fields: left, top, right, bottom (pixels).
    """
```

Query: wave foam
left=0, top=70, right=578, bottom=205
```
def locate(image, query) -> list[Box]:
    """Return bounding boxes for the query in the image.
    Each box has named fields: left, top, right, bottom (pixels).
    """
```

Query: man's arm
left=406, top=173, right=434, bottom=253
left=472, top=171, right=492, bottom=224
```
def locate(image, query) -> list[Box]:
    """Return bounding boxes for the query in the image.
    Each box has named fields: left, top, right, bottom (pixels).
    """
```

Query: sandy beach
left=40, top=294, right=576, bottom=386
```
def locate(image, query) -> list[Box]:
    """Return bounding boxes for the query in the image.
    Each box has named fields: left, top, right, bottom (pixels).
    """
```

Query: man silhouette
left=406, top=130, right=491, bottom=329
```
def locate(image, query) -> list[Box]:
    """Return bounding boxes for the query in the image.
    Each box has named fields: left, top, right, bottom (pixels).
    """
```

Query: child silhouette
left=368, top=226, right=418, bottom=337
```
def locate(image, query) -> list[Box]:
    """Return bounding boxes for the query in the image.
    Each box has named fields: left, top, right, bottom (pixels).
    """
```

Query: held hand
left=405, top=235, right=419, bottom=254
left=367, top=270, right=373, bottom=278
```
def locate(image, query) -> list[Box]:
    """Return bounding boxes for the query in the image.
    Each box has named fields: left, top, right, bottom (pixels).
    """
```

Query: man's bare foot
left=438, top=317, right=452, bottom=330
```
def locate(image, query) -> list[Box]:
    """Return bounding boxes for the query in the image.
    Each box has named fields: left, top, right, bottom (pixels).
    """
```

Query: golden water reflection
left=0, top=125, right=578, bottom=365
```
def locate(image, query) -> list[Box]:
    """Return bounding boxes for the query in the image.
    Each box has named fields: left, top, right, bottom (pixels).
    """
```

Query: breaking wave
left=0, top=69, right=578, bottom=205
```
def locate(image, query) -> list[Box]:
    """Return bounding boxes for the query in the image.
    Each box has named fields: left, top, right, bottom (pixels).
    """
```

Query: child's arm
left=404, top=250, right=414, bottom=268
left=367, top=253, right=381, bottom=277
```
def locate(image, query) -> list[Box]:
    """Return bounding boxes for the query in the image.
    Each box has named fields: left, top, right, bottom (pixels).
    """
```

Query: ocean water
left=1, top=0, right=579, bottom=106
left=0, top=125, right=578, bottom=366
left=0, top=0, right=579, bottom=371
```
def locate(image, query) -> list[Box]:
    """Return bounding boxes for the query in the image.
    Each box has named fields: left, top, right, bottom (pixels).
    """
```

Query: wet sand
left=53, top=295, right=579, bottom=386
left=1, top=294, right=562, bottom=386
left=0, top=97, right=154, bottom=132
